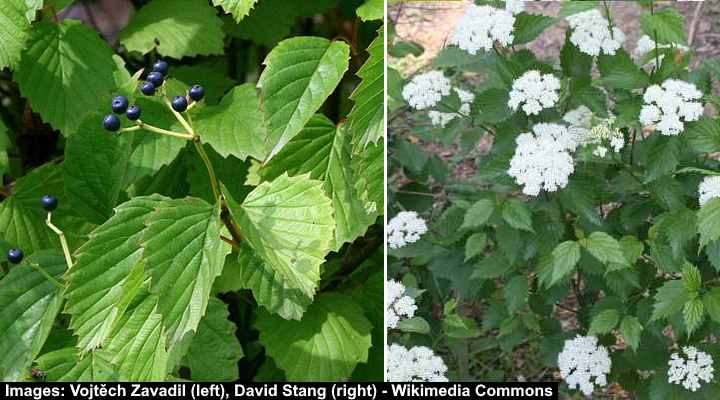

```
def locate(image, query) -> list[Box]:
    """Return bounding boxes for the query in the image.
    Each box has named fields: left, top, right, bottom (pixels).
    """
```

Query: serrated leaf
left=397, top=316, right=431, bottom=334
left=560, top=34, right=592, bottom=78
left=588, top=309, right=620, bottom=335
left=682, top=263, right=702, bottom=295
left=256, top=293, right=372, bottom=381
left=35, top=348, right=118, bottom=381
left=703, top=288, right=720, bottom=324
left=503, top=275, right=529, bottom=313
left=186, top=297, right=243, bottom=381
left=465, top=232, right=488, bottom=262
left=15, top=20, right=118, bottom=135
left=259, top=37, right=349, bottom=161
left=641, top=8, right=687, bottom=45
left=348, top=28, right=383, bottom=149
left=64, top=195, right=167, bottom=353
left=582, top=232, right=629, bottom=268
left=651, top=280, right=689, bottom=321
left=597, top=50, right=649, bottom=90
left=683, top=298, right=704, bottom=336
left=353, top=141, right=383, bottom=216
left=657, top=208, right=697, bottom=258
left=171, top=65, right=235, bottom=106
left=549, top=241, right=582, bottom=286
left=0, top=251, right=65, bottom=381
left=619, top=316, right=643, bottom=351
left=684, top=117, right=720, bottom=154
left=194, top=84, right=266, bottom=161
left=259, top=115, right=375, bottom=250
left=105, top=293, right=168, bottom=381
left=698, top=198, right=720, bottom=249
left=120, top=0, right=225, bottom=59
left=461, top=199, right=495, bottom=230
left=0, top=0, right=31, bottom=69
left=142, top=198, right=231, bottom=346
left=646, top=135, right=680, bottom=181
left=64, top=114, right=133, bottom=224
left=356, top=0, right=382, bottom=21
left=212, top=0, right=257, bottom=22
left=558, top=1, right=598, bottom=18
left=501, top=199, right=534, bottom=233
left=472, top=253, right=513, bottom=280
left=223, top=173, right=334, bottom=320
left=513, top=13, right=556, bottom=45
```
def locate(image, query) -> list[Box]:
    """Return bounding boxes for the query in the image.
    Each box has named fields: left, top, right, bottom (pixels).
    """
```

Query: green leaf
left=15, top=20, right=118, bottom=135
left=259, top=115, right=375, bottom=250
left=461, top=199, right=495, bottom=230
left=397, top=317, right=431, bottom=334
left=646, top=135, right=680, bottom=181
left=560, top=34, right=592, bottom=78
left=698, top=198, right=720, bottom=248
left=0, top=251, right=65, bottom=381
left=619, top=316, right=643, bottom=351
left=472, top=88, right=512, bottom=124
left=171, top=65, right=235, bottom=105
left=223, top=173, right=334, bottom=320
left=105, top=293, right=169, bottom=381
left=348, top=28, right=384, bottom=150
left=549, top=241, right=582, bottom=286
left=651, top=280, right=689, bottom=321
left=513, top=13, right=556, bottom=45
left=588, top=309, right=620, bottom=335
left=0, top=164, right=65, bottom=254
left=256, top=293, right=372, bottom=381
left=356, top=0, right=382, bottom=21
left=465, top=232, right=488, bottom=262
left=119, top=0, right=225, bottom=59
left=597, top=50, right=650, bottom=90
left=193, top=84, right=266, bottom=161
left=703, top=288, right=720, bottom=324
left=641, top=8, right=687, bottom=45
left=142, top=198, right=231, bottom=346
left=558, top=1, right=598, bottom=18
left=503, top=276, right=529, bottom=313
left=187, top=298, right=243, bottom=381
left=64, top=195, right=167, bottom=353
left=35, top=348, right=118, bottom=381
left=388, top=41, right=424, bottom=58
left=683, top=298, right=704, bottom=336
left=0, top=0, right=31, bottom=69
left=682, top=263, right=702, bottom=295
left=64, top=114, right=133, bottom=224
left=657, top=208, right=697, bottom=258
left=353, top=141, right=384, bottom=216
left=501, top=199, right=534, bottom=233
left=472, top=253, right=513, bottom=280
left=212, top=0, right=257, bottom=22
left=581, top=232, right=629, bottom=268
left=259, top=37, right=350, bottom=161
left=684, top=117, right=720, bottom=154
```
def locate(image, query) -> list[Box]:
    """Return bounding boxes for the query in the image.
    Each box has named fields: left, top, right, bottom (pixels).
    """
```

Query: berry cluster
left=102, top=60, right=205, bottom=132
left=5, top=195, right=58, bottom=265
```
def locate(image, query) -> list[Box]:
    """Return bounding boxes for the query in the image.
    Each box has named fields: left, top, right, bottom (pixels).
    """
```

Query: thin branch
left=46, top=213, right=73, bottom=270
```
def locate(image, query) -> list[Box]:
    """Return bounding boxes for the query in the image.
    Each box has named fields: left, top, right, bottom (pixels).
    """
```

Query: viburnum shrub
left=388, top=0, right=720, bottom=396
left=0, top=0, right=383, bottom=382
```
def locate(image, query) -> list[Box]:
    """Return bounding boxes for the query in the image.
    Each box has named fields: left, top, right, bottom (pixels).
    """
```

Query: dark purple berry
left=7, top=248, right=23, bottom=264
left=140, top=81, right=156, bottom=96
left=188, top=85, right=205, bottom=101
left=41, top=195, right=58, bottom=211
left=152, top=60, right=169, bottom=75
left=171, top=96, right=188, bottom=112
left=126, top=105, right=141, bottom=121
left=103, top=114, right=121, bottom=132
left=111, top=96, right=129, bottom=114
left=147, top=72, right=164, bottom=87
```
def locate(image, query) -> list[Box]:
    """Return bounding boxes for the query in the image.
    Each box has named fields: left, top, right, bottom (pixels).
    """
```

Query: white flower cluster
left=668, top=346, right=715, bottom=392
left=386, top=344, right=449, bottom=382
left=566, top=9, right=625, bottom=56
left=634, top=35, right=688, bottom=67
left=639, top=79, right=703, bottom=136
left=508, top=70, right=561, bottom=115
left=558, top=335, right=612, bottom=396
left=508, top=123, right=576, bottom=196
left=385, top=280, right=417, bottom=329
left=563, top=107, right=624, bottom=158
left=387, top=211, right=428, bottom=249
left=504, top=0, right=525, bottom=15
left=449, top=5, right=515, bottom=55
left=402, top=71, right=452, bottom=110
left=428, top=88, right=475, bottom=127
left=699, top=176, right=720, bottom=207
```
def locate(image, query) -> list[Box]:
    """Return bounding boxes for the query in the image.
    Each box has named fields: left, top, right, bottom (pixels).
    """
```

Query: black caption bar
left=3, top=382, right=558, bottom=400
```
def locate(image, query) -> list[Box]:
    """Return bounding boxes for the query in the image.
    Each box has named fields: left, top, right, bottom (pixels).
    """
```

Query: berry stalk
left=46, top=212, right=73, bottom=270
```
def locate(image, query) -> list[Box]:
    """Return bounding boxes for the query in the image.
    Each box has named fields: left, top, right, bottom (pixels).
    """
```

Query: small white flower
left=449, top=5, right=515, bottom=55
left=386, top=344, right=449, bottom=382
left=385, top=280, right=417, bottom=329
left=668, top=346, right=714, bottom=392
left=504, top=0, right=525, bottom=15
left=566, top=9, right=625, bottom=56
left=508, top=123, right=576, bottom=196
left=508, top=70, right=561, bottom=115
left=563, top=107, right=624, bottom=159
left=634, top=35, right=688, bottom=67
left=402, top=71, right=452, bottom=110
left=387, top=211, right=428, bottom=249
left=639, top=79, right=703, bottom=136
left=699, top=176, right=720, bottom=207
left=428, top=88, right=475, bottom=127
left=558, top=335, right=612, bottom=396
